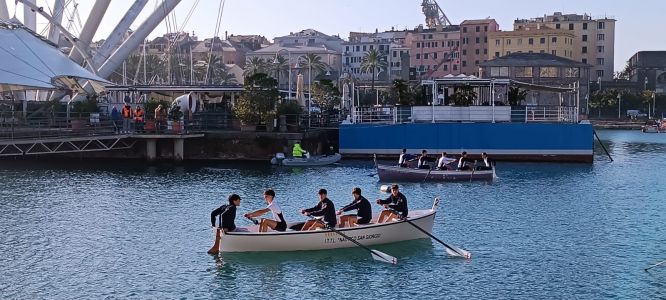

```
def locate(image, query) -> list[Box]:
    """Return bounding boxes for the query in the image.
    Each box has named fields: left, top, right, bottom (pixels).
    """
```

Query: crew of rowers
left=210, top=184, right=408, bottom=233
left=398, top=148, right=493, bottom=171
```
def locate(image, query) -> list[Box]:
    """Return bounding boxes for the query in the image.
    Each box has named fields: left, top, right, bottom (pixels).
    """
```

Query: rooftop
left=480, top=53, right=591, bottom=68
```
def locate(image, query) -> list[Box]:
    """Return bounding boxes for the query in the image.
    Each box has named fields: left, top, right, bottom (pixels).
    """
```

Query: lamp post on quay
left=274, top=49, right=293, bottom=100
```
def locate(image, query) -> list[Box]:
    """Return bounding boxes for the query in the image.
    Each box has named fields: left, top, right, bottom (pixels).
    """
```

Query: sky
left=4, top=0, right=666, bottom=72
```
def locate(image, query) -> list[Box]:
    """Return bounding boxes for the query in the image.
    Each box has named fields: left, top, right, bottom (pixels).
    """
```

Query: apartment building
left=460, top=19, right=499, bottom=76
left=406, top=24, right=461, bottom=80
left=342, top=30, right=410, bottom=83
left=514, top=12, right=616, bottom=81
left=489, top=24, right=579, bottom=61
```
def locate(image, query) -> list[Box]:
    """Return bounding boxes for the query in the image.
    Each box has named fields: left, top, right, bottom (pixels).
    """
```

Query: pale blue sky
left=6, top=0, right=666, bottom=71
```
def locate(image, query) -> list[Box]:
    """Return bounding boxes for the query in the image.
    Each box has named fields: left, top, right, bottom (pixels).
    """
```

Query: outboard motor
left=271, top=152, right=286, bottom=165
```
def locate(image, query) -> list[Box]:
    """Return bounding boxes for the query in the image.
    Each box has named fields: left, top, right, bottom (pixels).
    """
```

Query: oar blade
left=370, top=250, right=398, bottom=265
left=445, top=246, right=472, bottom=259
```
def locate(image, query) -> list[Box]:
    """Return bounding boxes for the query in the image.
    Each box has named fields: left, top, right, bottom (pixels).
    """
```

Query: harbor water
left=0, top=130, right=664, bottom=299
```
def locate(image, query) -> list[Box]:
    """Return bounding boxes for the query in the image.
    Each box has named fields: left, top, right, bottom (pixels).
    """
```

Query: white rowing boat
left=215, top=199, right=439, bottom=253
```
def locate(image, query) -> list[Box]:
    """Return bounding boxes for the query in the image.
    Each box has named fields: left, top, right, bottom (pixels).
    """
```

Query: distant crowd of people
left=398, top=148, right=493, bottom=171
left=110, top=102, right=167, bottom=133
left=210, top=185, right=409, bottom=233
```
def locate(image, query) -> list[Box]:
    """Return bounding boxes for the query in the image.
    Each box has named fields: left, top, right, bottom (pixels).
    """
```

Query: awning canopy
left=0, top=22, right=110, bottom=92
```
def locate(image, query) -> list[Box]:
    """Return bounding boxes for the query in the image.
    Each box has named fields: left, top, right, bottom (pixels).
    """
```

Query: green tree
left=589, top=89, right=620, bottom=118
left=270, top=55, right=289, bottom=88
left=507, top=87, right=528, bottom=106
left=390, top=79, right=410, bottom=105
left=450, top=84, right=477, bottom=106
left=311, top=79, right=340, bottom=112
left=234, top=73, right=279, bottom=125
left=360, top=49, right=388, bottom=92
left=299, top=53, right=328, bottom=80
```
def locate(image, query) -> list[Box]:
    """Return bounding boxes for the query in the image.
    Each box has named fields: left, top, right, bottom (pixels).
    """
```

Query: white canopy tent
left=0, top=22, right=110, bottom=94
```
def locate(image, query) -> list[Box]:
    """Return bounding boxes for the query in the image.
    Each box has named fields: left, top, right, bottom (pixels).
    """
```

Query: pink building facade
left=459, top=19, right=500, bottom=76
left=407, top=25, right=461, bottom=80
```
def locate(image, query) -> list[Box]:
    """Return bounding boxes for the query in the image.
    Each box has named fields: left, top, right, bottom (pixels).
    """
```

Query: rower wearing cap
left=210, top=194, right=242, bottom=232
left=301, top=189, right=337, bottom=230
left=244, top=189, right=288, bottom=232
left=376, top=184, right=408, bottom=223
left=337, top=187, right=372, bottom=228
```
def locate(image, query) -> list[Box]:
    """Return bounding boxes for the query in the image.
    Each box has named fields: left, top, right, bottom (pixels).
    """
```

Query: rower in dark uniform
left=210, top=194, right=241, bottom=232
left=376, top=184, right=408, bottom=223
left=301, top=189, right=337, bottom=230
left=476, top=152, right=493, bottom=171
left=337, top=187, right=372, bottom=228
left=457, top=151, right=472, bottom=171
left=417, top=149, right=431, bottom=169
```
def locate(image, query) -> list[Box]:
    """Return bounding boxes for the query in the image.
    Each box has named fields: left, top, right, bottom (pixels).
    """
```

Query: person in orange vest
left=121, top=103, right=133, bottom=133
left=134, top=106, right=145, bottom=132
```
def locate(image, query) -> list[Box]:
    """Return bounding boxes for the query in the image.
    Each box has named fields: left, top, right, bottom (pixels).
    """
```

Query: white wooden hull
left=218, top=209, right=436, bottom=252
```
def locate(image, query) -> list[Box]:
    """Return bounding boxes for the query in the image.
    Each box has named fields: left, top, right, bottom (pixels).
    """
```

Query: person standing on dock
left=292, top=141, right=308, bottom=158
left=301, top=189, right=337, bottom=230
left=134, top=106, right=145, bottom=133
left=244, top=189, right=288, bottom=232
left=154, top=104, right=166, bottom=134
left=121, top=103, right=133, bottom=133
left=337, top=187, right=372, bottom=228
left=210, top=194, right=242, bottom=233
left=110, top=106, right=121, bottom=133
left=376, top=184, right=408, bottom=223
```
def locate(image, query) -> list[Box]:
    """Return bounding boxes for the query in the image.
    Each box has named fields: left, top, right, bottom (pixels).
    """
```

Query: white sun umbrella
left=295, top=73, right=306, bottom=107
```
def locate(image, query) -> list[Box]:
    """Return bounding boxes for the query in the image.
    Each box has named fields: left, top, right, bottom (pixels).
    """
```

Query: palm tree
left=243, top=57, right=267, bottom=77
left=270, top=55, right=289, bottom=89
left=392, top=79, right=409, bottom=105
left=360, top=49, right=388, bottom=92
left=299, top=53, right=327, bottom=80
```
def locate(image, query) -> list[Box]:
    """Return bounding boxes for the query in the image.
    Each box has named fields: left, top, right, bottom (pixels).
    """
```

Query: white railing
left=351, top=105, right=579, bottom=124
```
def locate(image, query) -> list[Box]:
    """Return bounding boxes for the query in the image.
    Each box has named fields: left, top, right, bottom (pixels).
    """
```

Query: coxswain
left=244, top=189, right=288, bottom=232
left=210, top=194, right=241, bottom=233
left=376, top=184, right=408, bottom=223
left=476, top=152, right=493, bottom=171
left=337, top=187, right=372, bottom=228
left=301, top=189, right=337, bottom=230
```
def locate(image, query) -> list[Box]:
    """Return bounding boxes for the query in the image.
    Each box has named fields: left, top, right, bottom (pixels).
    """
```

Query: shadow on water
left=214, top=238, right=435, bottom=266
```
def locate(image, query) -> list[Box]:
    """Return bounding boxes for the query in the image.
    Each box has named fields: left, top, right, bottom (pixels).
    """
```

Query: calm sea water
left=1, top=130, right=665, bottom=299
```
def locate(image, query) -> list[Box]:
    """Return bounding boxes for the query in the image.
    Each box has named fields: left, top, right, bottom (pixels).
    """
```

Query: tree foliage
left=360, top=49, right=388, bottom=91
left=311, top=79, right=340, bottom=112
left=234, top=73, right=279, bottom=124
left=450, top=85, right=477, bottom=106
left=507, top=87, right=528, bottom=106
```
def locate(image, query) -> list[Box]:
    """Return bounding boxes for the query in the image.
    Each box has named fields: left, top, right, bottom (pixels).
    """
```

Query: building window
left=597, top=46, right=605, bottom=53
left=582, top=58, right=587, bottom=64
left=345, top=46, right=349, bottom=52
left=475, top=49, right=480, bottom=55
left=552, top=50, right=556, bottom=55
left=583, top=23, right=588, bottom=30
left=582, top=47, right=587, bottom=53
left=363, top=45, right=367, bottom=51
left=424, top=53, right=430, bottom=59
left=370, top=45, right=374, bottom=50
left=393, top=51, right=397, bottom=58
left=356, top=46, right=360, bottom=51
left=506, top=39, right=511, bottom=45
left=529, top=38, right=534, bottom=45
left=597, top=34, right=605, bottom=41
left=476, top=37, right=480, bottom=43
left=428, top=34, right=433, bottom=39
left=463, top=27, right=467, bottom=33
left=515, top=67, right=532, bottom=77
left=597, top=58, right=605, bottom=65
left=596, top=70, right=604, bottom=77
left=462, top=61, right=467, bottom=67
left=517, top=38, right=522, bottom=45
left=539, top=67, right=558, bottom=78
left=434, top=42, right=438, bottom=47
left=453, top=64, right=458, bottom=71
left=476, top=26, right=480, bottom=32
left=496, top=39, right=500, bottom=46
left=582, top=35, right=587, bottom=42
left=556, top=24, right=560, bottom=29
left=495, top=52, right=500, bottom=58
left=345, top=57, right=349, bottom=64
left=475, top=60, right=479, bottom=66
left=484, top=26, right=488, bottom=32
left=565, top=67, right=580, bottom=78
left=484, top=36, right=488, bottom=43
left=483, top=49, right=488, bottom=55
left=598, top=22, right=605, bottom=29
left=433, top=53, right=438, bottom=59
left=506, top=51, right=511, bottom=55
left=462, top=49, right=467, bottom=55
left=443, top=64, right=448, bottom=71
left=416, top=53, right=421, bottom=59
left=490, top=67, right=509, bottom=77
left=569, top=23, right=574, bottom=30
left=540, top=38, right=546, bottom=44
left=552, top=37, right=557, bottom=43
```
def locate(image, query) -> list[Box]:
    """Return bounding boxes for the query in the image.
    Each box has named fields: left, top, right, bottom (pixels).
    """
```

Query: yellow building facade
left=488, top=26, right=579, bottom=62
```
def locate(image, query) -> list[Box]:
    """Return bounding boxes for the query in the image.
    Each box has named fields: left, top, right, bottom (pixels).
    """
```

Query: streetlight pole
left=308, top=56, right=312, bottom=129
left=617, top=94, right=621, bottom=120
left=274, top=49, right=292, bottom=101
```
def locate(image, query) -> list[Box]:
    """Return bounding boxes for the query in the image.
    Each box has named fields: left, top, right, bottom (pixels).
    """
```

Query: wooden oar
left=469, top=160, right=477, bottom=182
left=207, top=228, right=221, bottom=255
left=422, top=165, right=434, bottom=183
left=593, top=129, right=613, bottom=162
left=311, top=217, right=397, bottom=265
left=645, top=259, right=666, bottom=271
left=391, top=209, right=471, bottom=259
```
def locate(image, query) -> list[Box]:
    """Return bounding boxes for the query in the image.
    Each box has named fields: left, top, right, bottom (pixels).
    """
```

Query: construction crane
left=421, top=0, right=452, bottom=28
